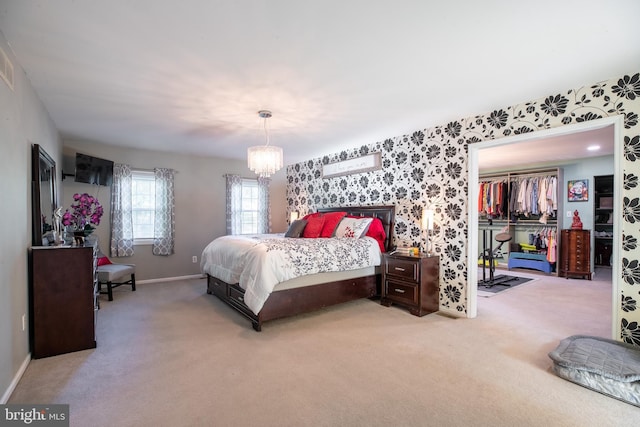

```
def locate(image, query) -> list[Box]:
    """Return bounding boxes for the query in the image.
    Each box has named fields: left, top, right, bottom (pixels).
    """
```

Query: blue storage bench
left=508, top=252, right=552, bottom=273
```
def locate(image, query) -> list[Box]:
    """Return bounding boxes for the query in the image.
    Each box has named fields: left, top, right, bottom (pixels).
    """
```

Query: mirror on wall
left=32, top=144, right=57, bottom=246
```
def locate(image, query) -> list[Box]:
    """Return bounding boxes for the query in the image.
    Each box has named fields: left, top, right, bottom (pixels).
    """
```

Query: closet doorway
left=467, top=116, right=622, bottom=339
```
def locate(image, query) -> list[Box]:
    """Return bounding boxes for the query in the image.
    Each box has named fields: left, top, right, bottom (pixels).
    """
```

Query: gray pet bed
left=548, top=335, right=640, bottom=407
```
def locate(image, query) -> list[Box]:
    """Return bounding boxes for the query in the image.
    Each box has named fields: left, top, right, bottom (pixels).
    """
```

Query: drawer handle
left=394, top=267, right=406, bottom=272
left=237, top=296, right=244, bottom=302
left=394, top=288, right=406, bottom=293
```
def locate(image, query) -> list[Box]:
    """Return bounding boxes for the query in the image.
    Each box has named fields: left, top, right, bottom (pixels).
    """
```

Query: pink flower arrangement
left=62, top=193, right=103, bottom=233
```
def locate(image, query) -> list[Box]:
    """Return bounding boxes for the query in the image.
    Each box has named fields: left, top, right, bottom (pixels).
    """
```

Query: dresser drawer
left=385, top=257, right=419, bottom=283
left=384, top=279, right=418, bottom=305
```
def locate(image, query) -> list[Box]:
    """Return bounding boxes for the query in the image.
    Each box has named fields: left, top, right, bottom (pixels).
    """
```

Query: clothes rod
left=480, top=168, right=558, bottom=180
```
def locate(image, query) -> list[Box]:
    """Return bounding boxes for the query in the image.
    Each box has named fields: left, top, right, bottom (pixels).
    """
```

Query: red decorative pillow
left=97, top=256, right=112, bottom=266
left=302, top=215, right=326, bottom=238
left=320, top=211, right=347, bottom=237
left=302, top=212, right=322, bottom=220
left=365, top=218, right=387, bottom=252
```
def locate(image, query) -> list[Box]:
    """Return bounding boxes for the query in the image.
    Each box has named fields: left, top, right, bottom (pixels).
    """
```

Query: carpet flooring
left=9, top=268, right=637, bottom=427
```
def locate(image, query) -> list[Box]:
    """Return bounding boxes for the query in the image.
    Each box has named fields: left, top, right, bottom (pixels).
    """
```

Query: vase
left=73, top=231, right=86, bottom=246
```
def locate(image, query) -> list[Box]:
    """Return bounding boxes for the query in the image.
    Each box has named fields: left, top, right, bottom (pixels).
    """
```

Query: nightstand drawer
left=384, top=279, right=418, bottom=305
left=384, top=257, right=419, bottom=282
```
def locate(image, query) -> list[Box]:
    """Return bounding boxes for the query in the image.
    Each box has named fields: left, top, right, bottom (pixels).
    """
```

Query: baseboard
left=1, top=353, right=30, bottom=404
left=136, top=274, right=205, bottom=285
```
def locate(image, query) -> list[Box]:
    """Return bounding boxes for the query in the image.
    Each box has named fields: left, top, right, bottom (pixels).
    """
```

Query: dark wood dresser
left=29, top=246, right=97, bottom=358
left=559, top=229, right=592, bottom=280
left=381, top=253, right=439, bottom=316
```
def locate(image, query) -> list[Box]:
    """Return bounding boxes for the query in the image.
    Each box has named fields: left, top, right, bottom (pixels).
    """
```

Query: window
left=131, top=170, right=156, bottom=242
left=240, top=179, right=260, bottom=234
left=225, top=174, right=270, bottom=235
left=111, top=166, right=175, bottom=256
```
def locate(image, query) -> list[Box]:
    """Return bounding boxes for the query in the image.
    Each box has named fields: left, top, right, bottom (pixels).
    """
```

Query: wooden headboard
left=318, top=205, right=396, bottom=252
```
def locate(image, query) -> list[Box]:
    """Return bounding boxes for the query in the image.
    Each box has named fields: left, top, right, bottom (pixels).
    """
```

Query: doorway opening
left=467, top=116, right=623, bottom=339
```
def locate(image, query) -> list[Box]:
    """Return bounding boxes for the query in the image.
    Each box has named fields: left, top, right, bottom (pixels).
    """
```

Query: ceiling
left=0, top=1, right=638, bottom=167
left=478, top=125, right=615, bottom=172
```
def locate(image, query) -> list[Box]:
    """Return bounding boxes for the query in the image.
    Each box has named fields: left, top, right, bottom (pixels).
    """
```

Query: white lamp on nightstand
left=289, top=210, right=299, bottom=224
left=421, top=209, right=434, bottom=256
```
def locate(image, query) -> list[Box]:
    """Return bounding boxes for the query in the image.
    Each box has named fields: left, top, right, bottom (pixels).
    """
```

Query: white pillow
left=334, top=217, right=373, bottom=238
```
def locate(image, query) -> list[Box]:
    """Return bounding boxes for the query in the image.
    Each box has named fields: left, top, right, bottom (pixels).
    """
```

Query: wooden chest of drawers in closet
left=559, top=229, right=591, bottom=280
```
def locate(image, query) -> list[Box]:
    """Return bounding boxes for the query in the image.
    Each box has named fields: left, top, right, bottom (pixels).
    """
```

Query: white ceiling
left=0, top=1, right=638, bottom=167
left=478, top=125, right=615, bottom=172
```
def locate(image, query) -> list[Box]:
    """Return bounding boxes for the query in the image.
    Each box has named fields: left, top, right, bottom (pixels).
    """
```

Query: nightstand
left=380, top=253, right=439, bottom=316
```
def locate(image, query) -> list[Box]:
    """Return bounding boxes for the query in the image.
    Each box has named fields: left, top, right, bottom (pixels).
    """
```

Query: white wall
left=269, top=168, right=288, bottom=233
left=0, top=30, right=62, bottom=401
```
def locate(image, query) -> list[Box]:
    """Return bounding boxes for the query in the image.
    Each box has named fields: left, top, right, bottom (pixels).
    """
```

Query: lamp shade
left=247, top=145, right=283, bottom=178
left=421, top=209, right=434, bottom=231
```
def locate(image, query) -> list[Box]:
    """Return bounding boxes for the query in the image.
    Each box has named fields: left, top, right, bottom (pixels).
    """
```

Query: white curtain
left=110, top=163, right=134, bottom=257
left=225, top=174, right=242, bottom=235
left=152, top=168, right=175, bottom=256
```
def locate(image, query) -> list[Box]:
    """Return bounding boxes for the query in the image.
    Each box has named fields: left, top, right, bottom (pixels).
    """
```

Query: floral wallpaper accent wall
left=286, top=72, right=640, bottom=345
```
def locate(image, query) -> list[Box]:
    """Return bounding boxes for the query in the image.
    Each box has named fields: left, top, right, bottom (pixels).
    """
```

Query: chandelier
left=247, top=110, right=283, bottom=177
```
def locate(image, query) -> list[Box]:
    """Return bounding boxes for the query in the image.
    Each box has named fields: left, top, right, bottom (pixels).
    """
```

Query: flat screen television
left=75, top=153, right=114, bottom=186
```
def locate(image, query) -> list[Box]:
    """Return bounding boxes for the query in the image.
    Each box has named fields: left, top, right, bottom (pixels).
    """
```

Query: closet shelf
left=481, top=219, right=558, bottom=226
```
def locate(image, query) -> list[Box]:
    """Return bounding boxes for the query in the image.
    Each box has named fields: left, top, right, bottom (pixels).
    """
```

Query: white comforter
left=200, top=234, right=381, bottom=314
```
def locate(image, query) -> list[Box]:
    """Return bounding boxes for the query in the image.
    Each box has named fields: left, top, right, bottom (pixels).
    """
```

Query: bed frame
left=206, top=205, right=395, bottom=331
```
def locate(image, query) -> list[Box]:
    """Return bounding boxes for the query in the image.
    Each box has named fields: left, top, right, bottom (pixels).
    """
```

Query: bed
left=201, top=205, right=395, bottom=331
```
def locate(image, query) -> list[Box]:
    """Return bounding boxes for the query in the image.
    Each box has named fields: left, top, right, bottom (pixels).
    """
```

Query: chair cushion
left=97, top=264, right=135, bottom=282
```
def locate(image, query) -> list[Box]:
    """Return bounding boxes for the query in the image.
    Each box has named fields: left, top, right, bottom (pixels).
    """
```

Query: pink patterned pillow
left=334, top=217, right=373, bottom=238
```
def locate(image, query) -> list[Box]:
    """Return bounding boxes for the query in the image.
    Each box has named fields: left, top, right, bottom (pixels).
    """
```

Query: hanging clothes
left=479, top=172, right=558, bottom=219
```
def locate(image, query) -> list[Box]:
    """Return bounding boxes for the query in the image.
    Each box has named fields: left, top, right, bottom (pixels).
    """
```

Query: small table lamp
left=289, top=211, right=299, bottom=224
left=421, top=209, right=434, bottom=256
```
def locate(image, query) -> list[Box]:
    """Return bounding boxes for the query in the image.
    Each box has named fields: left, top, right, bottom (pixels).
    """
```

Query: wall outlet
left=22, top=314, right=25, bottom=331
left=192, top=256, right=197, bottom=263
left=567, top=210, right=572, bottom=217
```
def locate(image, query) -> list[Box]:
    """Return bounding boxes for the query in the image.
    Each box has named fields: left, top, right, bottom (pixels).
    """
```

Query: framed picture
left=568, top=179, right=589, bottom=202
left=322, top=152, right=382, bottom=179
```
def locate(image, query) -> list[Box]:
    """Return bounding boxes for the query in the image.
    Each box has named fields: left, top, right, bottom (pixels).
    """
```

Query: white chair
left=96, top=248, right=136, bottom=301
